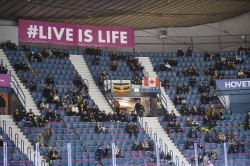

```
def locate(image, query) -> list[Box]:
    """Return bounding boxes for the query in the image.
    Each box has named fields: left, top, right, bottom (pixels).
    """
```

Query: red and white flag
left=144, top=77, right=160, bottom=87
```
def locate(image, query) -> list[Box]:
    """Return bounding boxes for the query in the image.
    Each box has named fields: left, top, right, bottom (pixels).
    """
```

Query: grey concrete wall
left=11, top=92, right=24, bottom=114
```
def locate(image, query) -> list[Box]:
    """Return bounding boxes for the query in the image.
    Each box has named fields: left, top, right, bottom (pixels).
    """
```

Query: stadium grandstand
left=0, top=0, right=250, bottom=166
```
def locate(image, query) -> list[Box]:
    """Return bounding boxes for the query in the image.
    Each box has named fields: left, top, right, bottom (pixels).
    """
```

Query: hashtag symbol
left=27, top=25, right=38, bottom=38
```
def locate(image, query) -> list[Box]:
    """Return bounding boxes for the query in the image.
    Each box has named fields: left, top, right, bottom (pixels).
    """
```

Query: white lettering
left=112, top=31, right=119, bottom=43
left=120, top=31, right=127, bottom=44
left=84, top=30, right=93, bottom=42
left=39, top=26, right=47, bottom=39
left=66, top=28, right=73, bottom=41
left=79, top=29, right=82, bottom=42
left=225, top=82, right=230, bottom=88
left=53, top=27, right=65, bottom=40
left=98, top=30, right=105, bottom=43
left=231, top=81, right=237, bottom=88
left=236, top=81, right=242, bottom=87
left=48, top=27, right=51, bottom=39
left=242, top=81, right=246, bottom=87
left=247, top=81, right=250, bottom=87
left=106, top=31, right=110, bottom=43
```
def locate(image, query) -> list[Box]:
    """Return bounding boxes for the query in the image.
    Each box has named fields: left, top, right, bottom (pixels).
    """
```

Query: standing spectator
left=0, top=94, right=6, bottom=115
left=113, top=100, right=120, bottom=115
left=43, top=125, right=52, bottom=147
left=104, top=145, right=112, bottom=158
left=29, top=80, right=37, bottom=92
left=49, top=147, right=60, bottom=164
left=13, top=107, right=21, bottom=121
left=33, top=132, right=44, bottom=150
left=96, top=145, right=105, bottom=161
left=134, top=100, right=141, bottom=116
left=64, top=50, right=69, bottom=59
left=157, top=99, right=162, bottom=116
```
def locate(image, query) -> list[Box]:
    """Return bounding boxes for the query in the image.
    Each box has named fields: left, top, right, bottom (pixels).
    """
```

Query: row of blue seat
left=0, top=161, right=33, bottom=166
left=99, top=52, right=139, bottom=57
left=32, top=63, right=74, bottom=69
left=0, top=154, right=28, bottom=162
left=92, top=70, right=143, bottom=77
left=91, top=65, right=130, bottom=71
left=5, top=50, right=21, bottom=56
left=28, top=49, right=84, bottom=55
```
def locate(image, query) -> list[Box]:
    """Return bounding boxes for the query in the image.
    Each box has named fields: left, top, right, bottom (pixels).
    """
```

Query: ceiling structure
left=0, top=0, right=250, bottom=30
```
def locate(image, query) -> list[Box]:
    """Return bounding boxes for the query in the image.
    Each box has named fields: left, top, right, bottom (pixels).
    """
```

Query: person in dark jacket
left=26, top=109, right=34, bottom=121
left=201, top=93, right=207, bottom=104
left=134, top=100, right=141, bottom=116
left=172, top=121, right=182, bottom=133
left=133, top=140, right=141, bottom=151
left=177, top=84, right=182, bottom=94
left=185, top=138, right=194, bottom=149
left=43, top=86, right=51, bottom=98
left=0, top=64, right=7, bottom=74
left=95, top=122, right=103, bottom=134
left=133, top=122, right=139, bottom=138
left=170, top=110, right=176, bottom=122
left=46, top=75, right=54, bottom=87
left=0, top=94, right=6, bottom=115
left=29, top=80, right=37, bottom=92
left=174, top=95, right=181, bottom=108
left=165, top=152, right=172, bottom=162
left=131, top=111, right=137, bottom=122
left=64, top=50, right=69, bottom=59
left=49, top=147, right=59, bottom=164
left=46, top=109, right=55, bottom=122
left=96, top=145, right=105, bottom=161
left=104, top=145, right=112, bottom=158
left=125, top=122, right=134, bottom=138
left=177, top=47, right=184, bottom=57
left=39, top=114, right=47, bottom=127
left=20, top=109, right=26, bottom=121
left=13, top=107, right=21, bottom=121
left=188, top=128, right=197, bottom=139
left=205, top=132, right=213, bottom=143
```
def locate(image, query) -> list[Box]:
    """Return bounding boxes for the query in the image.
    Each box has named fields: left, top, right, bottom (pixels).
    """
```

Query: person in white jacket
left=72, top=104, right=79, bottom=115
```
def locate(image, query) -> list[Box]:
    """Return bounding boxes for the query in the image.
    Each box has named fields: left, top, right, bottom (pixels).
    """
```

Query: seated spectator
left=93, top=55, right=99, bottom=65
left=110, top=61, right=117, bottom=71
left=32, top=115, right=40, bottom=127
left=185, top=138, right=194, bottom=149
left=39, top=114, right=47, bottom=127
left=238, top=69, right=244, bottom=78
left=0, top=64, right=7, bottom=74
left=112, top=112, right=119, bottom=122
left=170, top=110, right=176, bottom=122
left=125, top=122, right=134, bottom=138
left=29, top=80, right=37, bottom=92
left=172, top=121, right=182, bottom=133
left=43, top=86, right=51, bottom=98
left=20, top=61, right=29, bottom=72
left=174, top=95, right=181, bottom=107
left=6, top=40, right=12, bottom=49
left=165, top=62, right=171, bottom=71
left=116, top=53, right=120, bottom=61
left=85, top=46, right=91, bottom=55
left=104, top=145, right=112, bottom=158
left=165, top=152, right=172, bottom=163
left=159, top=62, right=166, bottom=71
left=204, top=83, right=210, bottom=93
left=101, top=71, right=108, bottom=80
left=95, top=122, right=104, bottom=134
left=46, top=75, right=54, bottom=87
left=187, top=107, right=193, bottom=115
left=206, top=94, right=212, bottom=104
left=80, top=110, right=89, bottom=122
left=177, top=84, right=182, bottom=94
left=198, top=104, right=205, bottom=115
left=46, top=109, right=55, bottom=122
left=37, top=52, right=43, bottom=63
left=121, top=53, right=126, bottom=61
left=218, top=131, right=226, bottom=143
left=164, top=111, right=171, bottom=122
left=133, top=140, right=141, bottom=151
left=133, top=122, right=139, bottom=138
left=192, top=117, right=198, bottom=126
left=172, top=57, right=178, bottom=66
left=136, top=62, right=144, bottom=71
left=177, top=47, right=184, bottom=57
left=47, top=92, right=54, bottom=103
left=201, top=93, right=207, bottom=104
left=235, top=55, right=244, bottom=64
left=13, top=107, right=21, bottom=121
left=229, top=141, right=238, bottom=154
left=49, top=147, right=60, bottom=164
left=188, top=128, right=197, bottom=139
left=110, top=52, right=116, bottom=61
left=131, top=111, right=137, bottom=122
left=204, top=52, right=210, bottom=61
left=14, top=61, right=21, bottom=72
left=115, top=145, right=122, bottom=158
left=96, top=145, right=105, bottom=161
left=210, top=149, right=218, bottom=160
left=64, top=50, right=69, bottom=59
left=176, top=68, right=184, bottom=77
left=164, top=78, right=170, bottom=89
left=199, top=83, right=205, bottom=94
left=186, top=118, right=192, bottom=127
left=189, top=76, right=196, bottom=88
left=26, top=108, right=34, bottom=121
left=72, top=104, right=79, bottom=115
left=205, top=132, right=213, bottom=143
left=183, top=83, right=189, bottom=94
left=151, top=152, right=156, bottom=163
left=183, top=68, right=188, bottom=76
left=1, top=42, right=7, bottom=50
left=193, top=66, right=199, bottom=76
left=39, top=99, right=48, bottom=110
left=141, top=140, right=149, bottom=151
left=33, top=132, right=44, bottom=149
left=181, top=105, right=188, bottom=115
left=51, top=86, right=58, bottom=95
left=203, top=115, right=211, bottom=127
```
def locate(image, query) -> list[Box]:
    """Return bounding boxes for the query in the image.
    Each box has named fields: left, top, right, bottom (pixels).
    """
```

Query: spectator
left=101, top=71, right=108, bottom=80
left=164, top=78, right=170, bottom=89
left=172, top=121, right=182, bottom=133
left=177, top=84, right=182, bottom=94
left=72, top=104, right=79, bottom=115
left=46, top=75, right=54, bottom=87
left=133, top=140, right=141, bottom=151
left=104, top=145, right=112, bottom=158
left=96, top=145, right=105, bottom=161
left=231, top=132, right=238, bottom=142
left=29, top=80, right=37, bottom=92
left=32, top=117, right=39, bottom=127
left=204, top=83, right=210, bottom=93
left=136, top=62, right=144, bottom=71
left=188, top=128, right=197, bottom=139
left=26, top=108, right=34, bottom=121
left=181, top=105, right=188, bottom=115
left=39, top=114, right=47, bottom=127
left=96, top=47, right=102, bottom=56
left=176, top=68, right=184, bottom=77
left=198, top=104, right=205, bottom=115
left=113, top=100, right=120, bottom=115
left=199, top=83, right=205, bottom=94
left=229, top=141, right=238, bottom=154
left=133, top=122, right=139, bottom=138
left=110, top=52, right=116, bottom=61
left=245, top=119, right=250, bottom=130
left=46, top=109, right=55, bottom=121
left=95, top=122, right=104, bottom=134
left=213, top=131, right=220, bottom=143
left=203, top=115, right=211, bottom=127
left=192, top=117, right=198, bottom=126
left=189, top=76, right=196, bottom=88
left=0, top=94, right=6, bottom=115
left=20, top=109, right=26, bottom=121
left=1, top=42, right=7, bottom=50
left=183, top=83, right=189, bottom=94
left=238, top=69, right=244, bottom=78
left=174, top=95, right=181, bottom=108
left=110, top=61, right=117, bottom=71
left=125, top=122, right=134, bottom=138
left=206, top=94, right=212, bottom=104
left=49, top=147, right=60, bottom=164
left=235, top=55, right=244, bottom=64
left=57, top=49, right=64, bottom=58
left=6, top=40, right=12, bottom=49
left=185, top=138, right=194, bottom=149
left=156, top=98, right=162, bottom=116
left=46, top=92, right=54, bottom=103
left=164, top=62, right=171, bottom=71
left=121, top=53, right=126, bottom=61
left=33, top=132, right=44, bottom=149
left=131, top=111, right=137, bottom=122
left=186, top=118, right=192, bottom=127
left=13, top=107, right=21, bottom=121
left=14, top=61, right=21, bottom=72
left=205, top=132, right=213, bottom=143
left=159, top=62, right=166, bottom=71
left=85, top=46, right=91, bottom=55
left=43, top=86, right=51, bottom=98
left=141, top=140, right=149, bottom=151
left=200, top=93, right=207, bottom=104
left=164, top=111, right=171, bottom=122
left=210, top=149, right=218, bottom=160
left=206, top=104, right=213, bottom=116
left=43, top=125, right=52, bottom=147
left=177, top=47, right=184, bottom=57
left=115, top=145, right=122, bottom=158
left=112, top=112, right=119, bottom=122
left=134, top=100, right=141, bottom=116
left=0, top=64, right=7, bottom=74
left=20, top=61, right=29, bottom=72
left=187, top=107, right=193, bottom=115
left=64, top=50, right=69, bottom=59
left=165, top=152, right=172, bottom=163
left=198, top=155, right=203, bottom=165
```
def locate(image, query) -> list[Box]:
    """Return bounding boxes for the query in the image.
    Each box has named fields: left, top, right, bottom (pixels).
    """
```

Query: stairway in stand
left=69, top=55, right=113, bottom=114
left=0, top=49, right=48, bottom=165
left=143, top=117, right=191, bottom=166
left=138, top=57, right=179, bottom=116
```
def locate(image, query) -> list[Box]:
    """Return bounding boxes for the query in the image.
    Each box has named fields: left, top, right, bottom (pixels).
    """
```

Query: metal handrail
left=215, top=84, right=228, bottom=114
left=154, top=133, right=157, bottom=144
left=103, top=79, right=116, bottom=112
left=145, top=122, right=148, bottom=134
left=15, top=133, right=18, bottom=148
left=27, top=147, right=31, bottom=161
left=159, top=92, right=168, bottom=113
left=41, top=160, right=45, bottom=166
left=149, top=128, right=152, bottom=139
left=175, top=155, right=179, bottom=166
left=73, top=78, right=89, bottom=91
left=181, top=161, right=185, bottom=166
left=34, top=153, right=36, bottom=164
left=139, top=116, right=143, bottom=128
left=10, top=73, right=26, bottom=110
left=164, top=143, right=168, bottom=154
left=21, top=140, right=24, bottom=154
left=9, top=127, right=12, bottom=140
left=170, top=150, right=173, bottom=161
left=3, top=120, right=6, bottom=133
left=159, top=138, right=163, bottom=151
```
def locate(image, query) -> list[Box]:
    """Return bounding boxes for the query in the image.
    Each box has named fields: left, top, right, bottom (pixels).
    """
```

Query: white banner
left=224, top=143, right=228, bottom=166
left=35, top=143, right=40, bottom=166
left=156, top=143, right=160, bottom=166
left=194, top=143, right=198, bottom=166
left=3, top=142, right=7, bottom=166
left=67, top=143, right=72, bottom=166
left=112, top=143, right=116, bottom=166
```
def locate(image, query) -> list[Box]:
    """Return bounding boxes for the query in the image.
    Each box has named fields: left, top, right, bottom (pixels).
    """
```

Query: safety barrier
left=15, top=133, right=18, bottom=148
left=9, top=127, right=12, bottom=140
left=27, top=147, right=31, bottom=161
left=164, top=143, right=168, bottom=154
left=175, top=155, right=179, bottom=166
left=181, top=161, right=185, bottom=166
left=145, top=122, right=148, bottom=134
left=41, top=160, right=45, bottom=166
left=159, top=138, right=163, bottom=151
left=21, top=140, right=24, bottom=154
left=3, top=120, right=6, bottom=134
left=154, top=133, right=157, bottom=144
